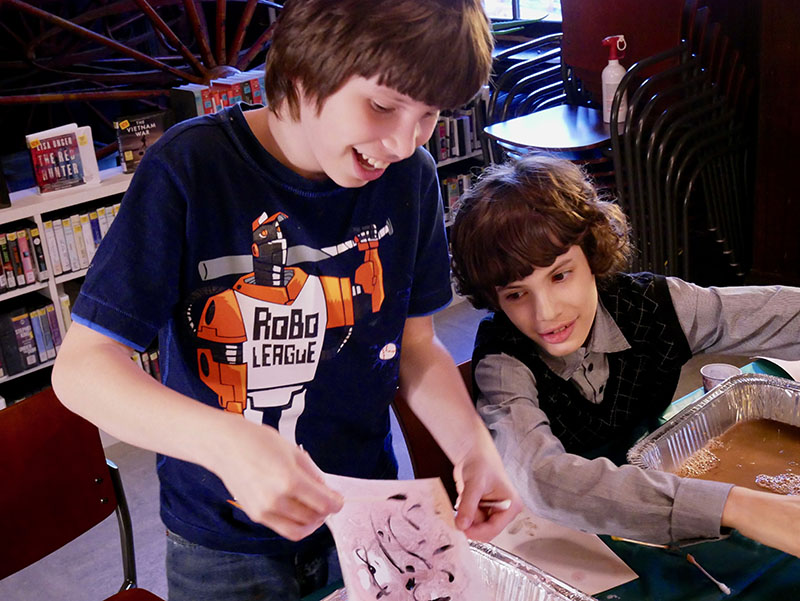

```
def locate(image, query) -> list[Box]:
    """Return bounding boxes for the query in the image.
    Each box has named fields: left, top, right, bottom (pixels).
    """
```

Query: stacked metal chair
left=609, top=4, right=754, bottom=280
left=482, top=33, right=611, bottom=186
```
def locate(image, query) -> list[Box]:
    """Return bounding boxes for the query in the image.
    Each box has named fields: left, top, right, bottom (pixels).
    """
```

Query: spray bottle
left=601, top=35, right=628, bottom=123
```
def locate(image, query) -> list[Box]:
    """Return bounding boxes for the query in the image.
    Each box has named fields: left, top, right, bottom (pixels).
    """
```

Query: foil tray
left=321, top=540, right=597, bottom=601
left=627, top=374, right=800, bottom=473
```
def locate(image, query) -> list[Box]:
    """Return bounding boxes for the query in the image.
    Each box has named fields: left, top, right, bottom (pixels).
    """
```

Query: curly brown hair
left=450, top=154, right=633, bottom=311
left=265, top=0, right=493, bottom=119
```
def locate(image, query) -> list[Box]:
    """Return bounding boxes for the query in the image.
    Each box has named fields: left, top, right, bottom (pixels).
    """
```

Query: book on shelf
left=70, top=214, right=90, bottom=269
left=114, top=110, right=170, bottom=173
left=6, top=231, right=26, bottom=288
left=0, top=297, right=63, bottom=377
left=170, top=69, right=266, bottom=122
left=45, top=303, right=62, bottom=351
left=0, top=310, right=25, bottom=376
left=8, top=306, right=39, bottom=371
left=129, top=345, right=161, bottom=380
left=78, top=213, right=96, bottom=263
left=29, top=307, right=48, bottom=363
left=140, top=348, right=152, bottom=376
left=238, top=72, right=264, bottom=105
left=454, top=114, right=471, bottom=156
left=130, top=349, right=144, bottom=371
left=59, top=293, right=72, bottom=332
left=75, top=125, right=101, bottom=185
left=28, top=298, right=57, bottom=362
left=149, top=348, right=161, bottom=381
left=28, top=226, right=49, bottom=281
left=95, top=207, right=110, bottom=238
left=440, top=172, right=474, bottom=217
left=41, top=220, right=62, bottom=277
left=40, top=205, right=118, bottom=279
left=38, top=306, right=56, bottom=360
left=0, top=234, right=13, bottom=292
left=88, top=211, right=103, bottom=249
left=449, top=117, right=461, bottom=158
left=209, top=81, right=241, bottom=108
left=14, top=229, right=37, bottom=285
left=106, top=202, right=120, bottom=228
left=25, top=123, right=100, bottom=193
left=62, top=217, right=81, bottom=272
left=170, top=83, right=207, bottom=122
left=53, top=219, right=73, bottom=274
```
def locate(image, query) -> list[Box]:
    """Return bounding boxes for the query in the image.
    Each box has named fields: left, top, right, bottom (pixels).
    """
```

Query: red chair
left=391, top=360, right=474, bottom=505
left=0, top=387, right=163, bottom=600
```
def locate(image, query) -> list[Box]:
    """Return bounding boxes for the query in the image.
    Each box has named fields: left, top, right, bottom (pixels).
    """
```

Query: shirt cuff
left=671, top=477, right=734, bottom=542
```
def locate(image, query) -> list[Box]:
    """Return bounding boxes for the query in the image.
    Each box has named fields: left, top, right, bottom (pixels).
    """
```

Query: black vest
left=473, top=273, right=692, bottom=464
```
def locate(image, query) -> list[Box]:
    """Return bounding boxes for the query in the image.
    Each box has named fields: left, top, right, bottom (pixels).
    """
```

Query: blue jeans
left=165, top=529, right=342, bottom=601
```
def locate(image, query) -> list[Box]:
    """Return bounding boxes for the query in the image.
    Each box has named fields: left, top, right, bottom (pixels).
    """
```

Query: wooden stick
left=610, top=536, right=671, bottom=549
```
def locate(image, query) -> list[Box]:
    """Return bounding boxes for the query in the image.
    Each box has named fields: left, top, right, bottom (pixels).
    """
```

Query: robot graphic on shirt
left=192, top=211, right=391, bottom=443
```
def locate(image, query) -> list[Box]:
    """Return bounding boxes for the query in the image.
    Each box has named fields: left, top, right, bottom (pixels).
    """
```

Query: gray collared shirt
left=476, top=277, right=800, bottom=544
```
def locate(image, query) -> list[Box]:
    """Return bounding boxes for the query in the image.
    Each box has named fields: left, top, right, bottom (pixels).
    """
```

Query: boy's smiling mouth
left=539, top=319, right=576, bottom=344
left=355, top=150, right=390, bottom=170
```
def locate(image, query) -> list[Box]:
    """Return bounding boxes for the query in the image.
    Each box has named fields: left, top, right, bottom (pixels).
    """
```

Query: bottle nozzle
left=602, top=35, right=627, bottom=60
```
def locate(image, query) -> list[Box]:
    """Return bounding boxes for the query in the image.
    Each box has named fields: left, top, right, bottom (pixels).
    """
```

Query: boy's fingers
left=257, top=510, right=326, bottom=542
left=275, top=494, right=332, bottom=525
left=463, top=505, right=517, bottom=542
left=292, top=461, right=344, bottom=515
left=295, top=445, right=327, bottom=483
left=453, top=485, right=482, bottom=531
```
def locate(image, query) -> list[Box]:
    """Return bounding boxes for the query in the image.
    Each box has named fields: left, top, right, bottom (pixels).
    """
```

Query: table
left=483, top=104, right=611, bottom=154
left=304, top=361, right=800, bottom=600
left=600, top=359, right=800, bottom=599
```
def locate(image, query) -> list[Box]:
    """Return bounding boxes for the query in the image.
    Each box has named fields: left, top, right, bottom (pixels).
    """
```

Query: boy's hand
left=452, top=436, right=522, bottom=541
left=210, top=416, right=344, bottom=541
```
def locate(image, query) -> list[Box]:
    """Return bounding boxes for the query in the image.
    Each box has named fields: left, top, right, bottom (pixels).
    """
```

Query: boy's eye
left=552, top=271, right=570, bottom=282
left=504, top=291, right=524, bottom=301
left=371, top=101, right=392, bottom=113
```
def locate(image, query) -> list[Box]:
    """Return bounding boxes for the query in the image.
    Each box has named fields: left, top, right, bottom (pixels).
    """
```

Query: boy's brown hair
left=264, top=0, right=493, bottom=119
left=451, top=154, right=633, bottom=311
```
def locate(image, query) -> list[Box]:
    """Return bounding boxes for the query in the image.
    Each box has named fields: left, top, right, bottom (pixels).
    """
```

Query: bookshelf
left=4, top=167, right=132, bottom=225
left=428, top=95, right=489, bottom=306
left=0, top=166, right=131, bottom=387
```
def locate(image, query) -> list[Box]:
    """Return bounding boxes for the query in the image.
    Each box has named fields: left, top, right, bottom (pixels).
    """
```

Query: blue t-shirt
left=73, top=104, right=452, bottom=554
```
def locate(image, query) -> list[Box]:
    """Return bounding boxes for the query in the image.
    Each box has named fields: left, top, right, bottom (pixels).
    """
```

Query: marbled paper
left=324, top=474, right=488, bottom=601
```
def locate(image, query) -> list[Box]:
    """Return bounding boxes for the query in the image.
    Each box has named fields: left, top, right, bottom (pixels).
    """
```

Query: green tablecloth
left=602, top=359, right=799, bottom=599
left=599, top=533, right=800, bottom=600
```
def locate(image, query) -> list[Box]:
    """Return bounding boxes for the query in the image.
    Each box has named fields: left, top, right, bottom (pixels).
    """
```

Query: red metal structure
left=0, top=0, right=280, bottom=157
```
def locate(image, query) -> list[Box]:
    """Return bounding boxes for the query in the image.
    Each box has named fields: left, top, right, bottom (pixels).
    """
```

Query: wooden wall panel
left=751, top=0, right=800, bottom=284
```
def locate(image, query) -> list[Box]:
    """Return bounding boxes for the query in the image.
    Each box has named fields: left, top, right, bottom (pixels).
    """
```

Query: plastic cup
left=700, top=363, right=742, bottom=393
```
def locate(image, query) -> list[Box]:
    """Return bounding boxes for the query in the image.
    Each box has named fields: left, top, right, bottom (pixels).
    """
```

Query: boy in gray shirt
left=450, top=154, right=800, bottom=557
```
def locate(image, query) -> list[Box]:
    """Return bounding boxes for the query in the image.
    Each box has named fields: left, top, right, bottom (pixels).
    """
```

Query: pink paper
left=324, top=474, right=488, bottom=601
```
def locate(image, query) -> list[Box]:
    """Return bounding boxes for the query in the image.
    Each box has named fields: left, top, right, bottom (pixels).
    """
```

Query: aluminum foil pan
left=627, top=373, right=800, bottom=472
left=320, top=540, right=597, bottom=601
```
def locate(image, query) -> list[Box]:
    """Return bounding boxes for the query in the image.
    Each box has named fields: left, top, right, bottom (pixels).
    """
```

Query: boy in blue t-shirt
left=52, top=1, right=521, bottom=599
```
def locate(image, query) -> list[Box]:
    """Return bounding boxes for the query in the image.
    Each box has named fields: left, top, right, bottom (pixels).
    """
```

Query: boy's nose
left=532, top=292, right=558, bottom=321
left=384, top=120, right=422, bottom=160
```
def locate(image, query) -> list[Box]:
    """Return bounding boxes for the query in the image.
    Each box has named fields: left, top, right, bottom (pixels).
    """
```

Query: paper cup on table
left=700, top=363, right=742, bottom=393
